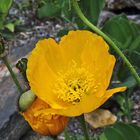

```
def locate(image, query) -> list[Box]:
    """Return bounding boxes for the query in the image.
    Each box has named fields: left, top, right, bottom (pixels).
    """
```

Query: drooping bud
left=21, top=98, right=69, bottom=136
left=19, top=90, right=36, bottom=112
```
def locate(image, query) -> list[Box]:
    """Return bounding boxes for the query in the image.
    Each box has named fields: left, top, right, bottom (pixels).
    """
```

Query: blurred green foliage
left=0, top=0, right=14, bottom=31
left=102, top=14, right=140, bottom=88
left=37, top=0, right=105, bottom=29
left=0, top=0, right=22, bottom=40
left=99, top=123, right=140, bottom=140
left=0, top=0, right=13, bottom=29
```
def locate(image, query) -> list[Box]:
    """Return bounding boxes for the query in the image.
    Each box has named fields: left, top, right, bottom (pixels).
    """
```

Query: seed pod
left=19, top=90, right=36, bottom=112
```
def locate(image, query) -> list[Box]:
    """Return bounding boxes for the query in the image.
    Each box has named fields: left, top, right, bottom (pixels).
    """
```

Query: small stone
left=84, top=109, right=117, bottom=128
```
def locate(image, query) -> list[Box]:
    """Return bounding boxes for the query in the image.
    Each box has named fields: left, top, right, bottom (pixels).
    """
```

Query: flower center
left=53, top=64, right=97, bottom=105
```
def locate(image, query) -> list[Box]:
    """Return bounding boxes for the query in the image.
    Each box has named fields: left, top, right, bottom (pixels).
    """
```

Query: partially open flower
left=27, top=30, right=126, bottom=116
left=21, top=97, right=68, bottom=136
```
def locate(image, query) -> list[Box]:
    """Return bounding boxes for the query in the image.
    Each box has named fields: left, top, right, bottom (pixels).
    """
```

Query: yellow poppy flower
left=21, top=98, right=68, bottom=136
left=27, top=30, right=126, bottom=116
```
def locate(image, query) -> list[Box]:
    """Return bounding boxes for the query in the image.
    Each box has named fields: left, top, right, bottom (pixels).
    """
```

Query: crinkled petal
left=81, top=35, right=116, bottom=96
left=27, top=38, right=67, bottom=108
left=59, top=30, right=99, bottom=67
left=100, top=86, right=127, bottom=105
left=48, top=87, right=126, bottom=116
left=21, top=98, right=68, bottom=136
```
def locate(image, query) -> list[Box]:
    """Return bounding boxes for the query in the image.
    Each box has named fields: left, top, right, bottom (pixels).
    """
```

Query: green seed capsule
left=19, top=90, right=36, bottom=112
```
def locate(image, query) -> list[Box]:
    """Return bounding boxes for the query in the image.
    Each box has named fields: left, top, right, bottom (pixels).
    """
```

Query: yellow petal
left=100, top=86, right=127, bottom=105
left=81, top=35, right=116, bottom=96
left=27, top=38, right=67, bottom=108
left=49, top=86, right=126, bottom=116
left=60, top=30, right=116, bottom=97
left=59, top=30, right=98, bottom=66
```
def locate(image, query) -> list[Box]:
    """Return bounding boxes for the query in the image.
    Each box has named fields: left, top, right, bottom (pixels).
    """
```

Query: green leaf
left=1, top=30, right=14, bottom=39
left=102, top=127, right=125, bottom=140
left=102, top=14, right=140, bottom=49
left=77, top=0, right=105, bottom=27
left=61, top=0, right=72, bottom=20
left=0, top=20, right=4, bottom=30
left=115, top=95, right=125, bottom=111
left=129, top=56, right=140, bottom=70
left=118, top=76, right=137, bottom=88
left=64, top=128, right=71, bottom=140
left=99, top=123, right=140, bottom=140
left=129, top=36, right=140, bottom=51
left=5, top=23, right=15, bottom=32
left=89, top=0, right=105, bottom=25
left=102, top=14, right=140, bottom=82
left=0, top=0, right=13, bottom=13
left=0, top=0, right=13, bottom=28
left=57, top=28, right=70, bottom=37
left=37, top=2, right=61, bottom=18
left=130, top=124, right=140, bottom=139
left=99, top=133, right=108, bottom=140
left=114, top=123, right=140, bottom=140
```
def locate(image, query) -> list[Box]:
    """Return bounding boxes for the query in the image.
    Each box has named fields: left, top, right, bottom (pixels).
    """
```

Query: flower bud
left=21, top=98, right=69, bottom=136
left=16, top=58, right=28, bottom=80
left=16, top=58, right=27, bottom=73
left=19, top=90, right=36, bottom=112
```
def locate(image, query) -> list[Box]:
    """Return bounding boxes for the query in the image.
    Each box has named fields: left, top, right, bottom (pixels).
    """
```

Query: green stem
left=72, top=0, right=140, bottom=86
left=52, top=136, right=58, bottom=140
left=125, top=89, right=132, bottom=123
left=64, top=129, right=71, bottom=140
left=79, top=115, right=90, bottom=140
left=2, top=56, right=23, bottom=94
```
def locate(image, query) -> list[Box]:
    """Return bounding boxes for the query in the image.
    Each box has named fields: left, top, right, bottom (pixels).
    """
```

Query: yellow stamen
left=53, top=61, right=98, bottom=105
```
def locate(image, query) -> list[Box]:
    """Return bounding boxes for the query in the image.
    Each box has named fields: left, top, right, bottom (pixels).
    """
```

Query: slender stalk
left=52, top=136, right=58, bottom=140
left=2, top=56, right=23, bottom=94
left=72, top=0, right=140, bottom=86
left=64, top=129, right=71, bottom=140
left=79, top=115, right=90, bottom=140
left=125, top=89, right=132, bottom=123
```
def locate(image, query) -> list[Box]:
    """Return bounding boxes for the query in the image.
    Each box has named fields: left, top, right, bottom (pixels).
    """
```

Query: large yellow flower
left=27, top=30, right=126, bottom=116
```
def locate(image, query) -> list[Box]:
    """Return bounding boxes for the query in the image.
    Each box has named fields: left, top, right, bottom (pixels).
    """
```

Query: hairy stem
left=2, top=56, right=23, bottom=94
left=125, top=89, right=132, bottom=123
left=79, top=115, right=90, bottom=140
left=52, top=136, right=58, bottom=140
